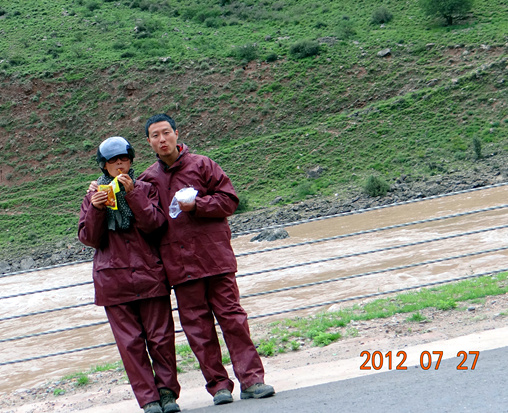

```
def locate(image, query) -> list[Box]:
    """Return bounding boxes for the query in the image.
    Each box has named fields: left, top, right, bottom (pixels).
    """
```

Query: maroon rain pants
left=174, top=272, right=265, bottom=395
left=105, top=296, right=180, bottom=407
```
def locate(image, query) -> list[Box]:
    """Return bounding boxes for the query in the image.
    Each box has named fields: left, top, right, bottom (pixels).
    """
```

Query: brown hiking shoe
left=240, top=383, right=275, bottom=399
left=213, top=389, right=234, bottom=405
left=159, top=388, right=180, bottom=413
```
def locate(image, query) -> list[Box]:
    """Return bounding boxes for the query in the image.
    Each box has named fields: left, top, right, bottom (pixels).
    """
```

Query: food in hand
left=98, top=185, right=116, bottom=208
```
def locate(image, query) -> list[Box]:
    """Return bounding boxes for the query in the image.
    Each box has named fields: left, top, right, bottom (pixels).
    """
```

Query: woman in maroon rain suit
left=78, top=136, right=180, bottom=413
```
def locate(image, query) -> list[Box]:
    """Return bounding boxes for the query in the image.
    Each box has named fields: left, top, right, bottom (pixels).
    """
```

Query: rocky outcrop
left=250, top=228, right=290, bottom=242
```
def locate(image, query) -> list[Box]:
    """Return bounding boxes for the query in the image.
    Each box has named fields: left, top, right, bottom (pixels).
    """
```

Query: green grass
left=0, top=0, right=507, bottom=257
left=56, top=361, right=124, bottom=389
left=61, top=372, right=90, bottom=387
left=1, top=0, right=504, bottom=76
left=253, top=272, right=508, bottom=355
left=406, top=312, right=427, bottom=323
left=89, top=361, right=123, bottom=373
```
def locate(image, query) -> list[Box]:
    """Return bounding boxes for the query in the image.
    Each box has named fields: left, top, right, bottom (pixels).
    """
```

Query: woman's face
left=105, top=154, right=131, bottom=177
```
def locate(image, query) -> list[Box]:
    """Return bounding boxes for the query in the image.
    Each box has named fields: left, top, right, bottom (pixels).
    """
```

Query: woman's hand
left=91, top=191, right=108, bottom=209
left=117, top=173, right=134, bottom=192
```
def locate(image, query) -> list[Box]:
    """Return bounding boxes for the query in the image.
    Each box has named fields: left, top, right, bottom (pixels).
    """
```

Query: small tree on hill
left=419, top=0, right=473, bottom=26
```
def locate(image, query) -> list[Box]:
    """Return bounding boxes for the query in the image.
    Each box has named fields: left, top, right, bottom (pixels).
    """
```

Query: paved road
left=184, top=346, right=508, bottom=413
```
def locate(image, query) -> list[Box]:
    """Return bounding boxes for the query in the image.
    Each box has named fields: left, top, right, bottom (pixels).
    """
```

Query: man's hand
left=88, top=181, right=98, bottom=193
left=178, top=200, right=196, bottom=212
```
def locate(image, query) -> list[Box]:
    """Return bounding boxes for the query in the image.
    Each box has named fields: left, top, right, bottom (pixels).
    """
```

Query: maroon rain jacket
left=138, top=144, right=239, bottom=286
left=78, top=180, right=169, bottom=306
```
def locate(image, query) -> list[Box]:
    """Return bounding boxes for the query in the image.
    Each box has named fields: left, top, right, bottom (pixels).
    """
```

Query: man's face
left=147, top=121, right=179, bottom=161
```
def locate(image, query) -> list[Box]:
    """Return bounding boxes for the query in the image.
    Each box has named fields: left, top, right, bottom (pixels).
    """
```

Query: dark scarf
left=96, top=168, right=135, bottom=231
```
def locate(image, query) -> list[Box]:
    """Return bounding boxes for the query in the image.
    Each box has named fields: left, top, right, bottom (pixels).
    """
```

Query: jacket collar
left=157, top=144, right=187, bottom=171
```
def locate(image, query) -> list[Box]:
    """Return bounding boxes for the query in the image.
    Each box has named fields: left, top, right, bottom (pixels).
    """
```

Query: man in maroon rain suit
left=78, top=136, right=180, bottom=413
left=139, top=114, right=275, bottom=406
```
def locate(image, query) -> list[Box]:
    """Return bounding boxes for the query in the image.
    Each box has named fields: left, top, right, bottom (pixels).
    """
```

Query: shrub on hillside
left=205, top=17, right=223, bottom=28
left=121, top=50, right=136, bottom=58
left=336, top=19, right=356, bottom=40
left=294, top=181, right=316, bottom=200
left=195, top=9, right=221, bottom=23
left=8, top=55, right=26, bottom=67
left=86, top=1, right=100, bottom=12
left=235, top=43, right=259, bottom=62
left=371, top=6, right=393, bottom=24
left=289, top=40, right=320, bottom=59
left=266, top=52, right=278, bottom=62
left=363, top=175, right=390, bottom=197
left=134, top=18, right=156, bottom=38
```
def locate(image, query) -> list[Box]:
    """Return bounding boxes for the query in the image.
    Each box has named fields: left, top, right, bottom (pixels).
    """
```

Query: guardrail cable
left=0, top=302, right=94, bottom=322
left=0, top=343, right=118, bottom=366
left=237, top=239, right=508, bottom=280
left=0, top=302, right=179, bottom=322
left=0, top=281, right=93, bottom=301
left=236, top=212, right=508, bottom=257
left=240, top=246, right=508, bottom=299
left=0, top=321, right=110, bottom=343
left=247, top=268, right=508, bottom=320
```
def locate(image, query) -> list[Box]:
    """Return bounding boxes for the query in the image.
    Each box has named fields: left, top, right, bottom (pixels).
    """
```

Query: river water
left=1, top=185, right=507, bottom=393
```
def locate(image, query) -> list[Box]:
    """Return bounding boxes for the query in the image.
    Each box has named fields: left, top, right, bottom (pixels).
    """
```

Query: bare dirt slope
left=1, top=293, right=507, bottom=413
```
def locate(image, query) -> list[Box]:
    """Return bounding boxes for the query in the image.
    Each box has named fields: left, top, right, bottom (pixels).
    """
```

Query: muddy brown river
left=1, top=185, right=508, bottom=393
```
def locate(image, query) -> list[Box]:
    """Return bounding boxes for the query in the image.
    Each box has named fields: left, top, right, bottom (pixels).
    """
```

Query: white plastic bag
left=169, top=187, right=198, bottom=218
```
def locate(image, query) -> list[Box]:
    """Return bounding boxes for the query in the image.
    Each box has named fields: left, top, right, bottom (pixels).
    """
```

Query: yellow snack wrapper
left=98, top=176, right=120, bottom=210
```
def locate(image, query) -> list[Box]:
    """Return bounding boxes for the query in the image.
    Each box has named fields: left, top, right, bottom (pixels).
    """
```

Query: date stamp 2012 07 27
left=360, top=350, right=480, bottom=371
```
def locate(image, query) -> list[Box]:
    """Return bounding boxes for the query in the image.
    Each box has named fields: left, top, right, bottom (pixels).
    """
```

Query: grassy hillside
left=0, top=0, right=507, bottom=258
